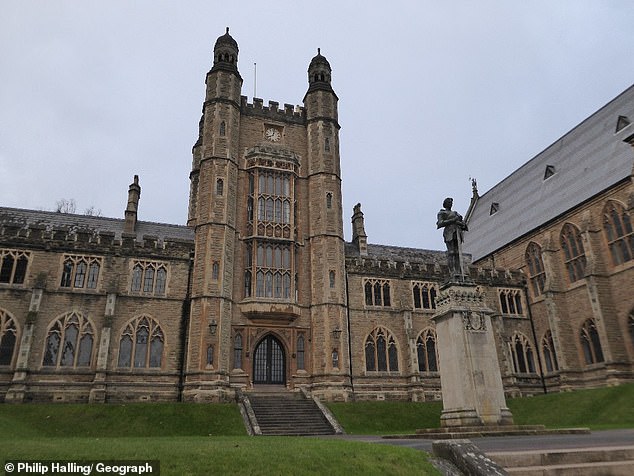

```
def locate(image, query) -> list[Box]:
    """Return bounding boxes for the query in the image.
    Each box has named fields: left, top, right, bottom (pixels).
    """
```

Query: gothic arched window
left=0, top=310, right=18, bottom=366
left=216, top=178, right=224, bottom=196
left=416, top=328, right=438, bottom=372
left=508, top=333, right=536, bottom=374
left=542, top=330, right=559, bottom=373
left=365, top=327, right=399, bottom=372
left=297, top=335, right=305, bottom=370
left=560, top=223, right=586, bottom=283
left=580, top=318, right=604, bottom=365
left=219, top=121, right=226, bottom=137
left=233, top=334, right=243, bottom=369
left=525, top=242, right=546, bottom=297
left=206, top=345, right=214, bottom=367
left=117, top=316, right=164, bottom=369
left=42, top=312, right=94, bottom=368
left=603, top=201, right=633, bottom=266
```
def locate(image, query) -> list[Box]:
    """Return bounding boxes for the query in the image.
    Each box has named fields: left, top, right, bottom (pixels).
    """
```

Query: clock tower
left=184, top=30, right=350, bottom=402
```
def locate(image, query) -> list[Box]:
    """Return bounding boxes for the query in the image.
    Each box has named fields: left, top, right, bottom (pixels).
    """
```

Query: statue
left=437, top=197, right=468, bottom=280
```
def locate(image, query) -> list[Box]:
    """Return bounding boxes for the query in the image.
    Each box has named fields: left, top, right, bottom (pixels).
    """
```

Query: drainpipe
left=344, top=270, right=354, bottom=394
left=523, top=282, right=547, bottom=395
left=178, top=251, right=195, bottom=402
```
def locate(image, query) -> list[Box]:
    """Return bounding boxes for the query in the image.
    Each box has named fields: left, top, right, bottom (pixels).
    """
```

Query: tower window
left=245, top=242, right=292, bottom=299
left=490, top=202, right=499, bottom=215
left=544, top=165, right=556, bottom=180
left=326, top=192, right=333, bottom=209
left=325, top=137, right=330, bottom=152
left=219, top=121, right=226, bottom=136
left=329, top=270, right=335, bottom=288
left=216, top=178, right=224, bottom=196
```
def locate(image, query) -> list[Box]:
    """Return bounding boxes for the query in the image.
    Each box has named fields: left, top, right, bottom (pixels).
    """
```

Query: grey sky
left=1, top=1, right=632, bottom=250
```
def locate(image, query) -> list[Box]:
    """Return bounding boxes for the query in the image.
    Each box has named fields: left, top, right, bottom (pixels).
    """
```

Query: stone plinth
left=433, top=282, right=513, bottom=427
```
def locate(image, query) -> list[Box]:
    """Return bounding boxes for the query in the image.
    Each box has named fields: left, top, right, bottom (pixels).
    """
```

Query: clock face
left=265, top=127, right=281, bottom=142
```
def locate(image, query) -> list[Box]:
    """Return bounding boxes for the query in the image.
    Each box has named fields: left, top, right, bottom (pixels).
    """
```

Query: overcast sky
left=1, top=1, right=633, bottom=250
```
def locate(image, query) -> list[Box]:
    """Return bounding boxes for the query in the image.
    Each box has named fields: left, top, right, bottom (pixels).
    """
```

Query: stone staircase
left=487, top=445, right=634, bottom=475
left=243, top=391, right=339, bottom=436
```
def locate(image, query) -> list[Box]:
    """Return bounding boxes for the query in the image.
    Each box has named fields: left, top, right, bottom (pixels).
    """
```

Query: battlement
left=0, top=209, right=194, bottom=260
left=345, top=254, right=525, bottom=287
left=240, top=96, right=305, bottom=124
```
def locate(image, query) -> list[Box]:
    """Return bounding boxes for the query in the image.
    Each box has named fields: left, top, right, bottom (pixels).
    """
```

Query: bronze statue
left=437, top=197, right=468, bottom=280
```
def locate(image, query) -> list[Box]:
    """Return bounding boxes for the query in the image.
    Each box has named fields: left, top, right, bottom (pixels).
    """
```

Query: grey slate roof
left=0, top=207, right=194, bottom=243
left=463, top=84, right=634, bottom=262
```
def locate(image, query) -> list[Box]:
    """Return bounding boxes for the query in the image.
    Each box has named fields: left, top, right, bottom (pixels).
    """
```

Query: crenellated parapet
left=344, top=243, right=525, bottom=288
left=0, top=209, right=194, bottom=260
left=240, top=96, right=305, bottom=124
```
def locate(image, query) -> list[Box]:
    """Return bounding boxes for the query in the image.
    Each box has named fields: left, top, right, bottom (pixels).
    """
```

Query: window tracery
left=412, top=282, right=437, bottom=310
left=364, top=278, right=391, bottom=307
left=117, top=315, right=164, bottom=369
left=508, top=333, right=536, bottom=374
left=580, top=318, right=604, bottom=365
left=542, top=330, right=559, bottom=373
left=416, top=328, right=438, bottom=372
left=60, top=255, right=101, bottom=290
left=365, top=327, right=399, bottom=372
left=0, top=310, right=18, bottom=366
left=498, top=288, right=524, bottom=316
left=130, top=261, right=167, bottom=296
left=560, top=223, right=586, bottom=283
left=42, top=312, right=94, bottom=368
left=603, top=201, right=633, bottom=266
left=525, top=242, right=546, bottom=297
left=244, top=242, right=292, bottom=299
left=0, top=249, right=30, bottom=285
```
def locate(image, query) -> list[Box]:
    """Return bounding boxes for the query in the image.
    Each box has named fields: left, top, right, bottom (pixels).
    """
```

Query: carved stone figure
left=436, top=197, right=468, bottom=279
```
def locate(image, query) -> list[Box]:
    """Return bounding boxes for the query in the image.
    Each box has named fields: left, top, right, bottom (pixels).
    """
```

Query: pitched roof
left=0, top=207, right=194, bottom=243
left=464, top=84, right=634, bottom=262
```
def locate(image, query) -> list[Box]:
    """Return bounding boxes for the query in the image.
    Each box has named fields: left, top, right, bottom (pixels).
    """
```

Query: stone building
left=0, top=29, right=632, bottom=403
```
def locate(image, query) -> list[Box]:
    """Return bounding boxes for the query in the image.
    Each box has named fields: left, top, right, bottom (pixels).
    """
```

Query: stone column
left=433, top=283, right=513, bottom=427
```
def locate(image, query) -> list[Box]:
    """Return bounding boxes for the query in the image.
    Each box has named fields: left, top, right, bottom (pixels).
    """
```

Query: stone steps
left=487, top=446, right=634, bottom=476
left=246, top=392, right=337, bottom=436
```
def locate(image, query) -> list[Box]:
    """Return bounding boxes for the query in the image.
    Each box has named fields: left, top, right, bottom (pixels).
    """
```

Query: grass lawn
left=327, top=383, right=634, bottom=434
left=508, top=383, right=634, bottom=430
left=0, top=403, right=439, bottom=476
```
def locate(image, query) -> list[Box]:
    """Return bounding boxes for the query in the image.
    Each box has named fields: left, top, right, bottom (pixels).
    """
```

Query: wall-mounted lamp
left=332, top=327, right=342, bottom=340
left=209, top=319, right=218, bottom=335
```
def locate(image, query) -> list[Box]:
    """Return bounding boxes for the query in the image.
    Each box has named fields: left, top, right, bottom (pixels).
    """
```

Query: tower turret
left=185, top=28, right=243, bottom=401
left=303, top=49, right=350, bottom=397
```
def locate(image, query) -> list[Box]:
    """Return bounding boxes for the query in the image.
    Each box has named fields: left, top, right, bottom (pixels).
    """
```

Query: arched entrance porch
left=253, top=334, right=286, bottom=385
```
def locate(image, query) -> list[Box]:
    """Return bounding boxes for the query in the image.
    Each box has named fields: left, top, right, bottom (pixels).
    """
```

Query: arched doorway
left=253, top=334, right=286, bottom=385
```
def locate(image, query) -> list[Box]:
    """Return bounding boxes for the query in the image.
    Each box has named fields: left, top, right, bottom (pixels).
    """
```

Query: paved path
left=325, top=429, right=634, bottom=454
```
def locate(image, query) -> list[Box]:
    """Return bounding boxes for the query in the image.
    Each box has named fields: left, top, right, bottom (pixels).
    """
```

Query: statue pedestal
left=433, top=282, right=513, bottom=427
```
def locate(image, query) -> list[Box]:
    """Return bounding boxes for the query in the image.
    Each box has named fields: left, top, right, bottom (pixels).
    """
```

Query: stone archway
left=253, top=334, right=286, bottom=385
